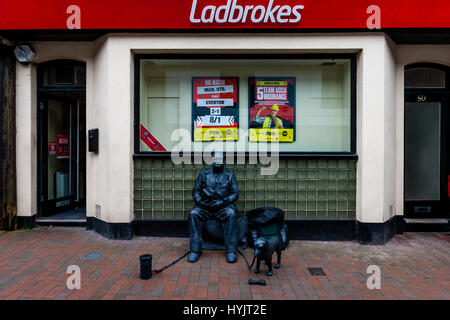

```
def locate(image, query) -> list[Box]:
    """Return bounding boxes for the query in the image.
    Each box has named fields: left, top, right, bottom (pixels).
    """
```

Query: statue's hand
left=198, top=199, right=213, bottom=208
left=210, top=199, right=224, bottom=209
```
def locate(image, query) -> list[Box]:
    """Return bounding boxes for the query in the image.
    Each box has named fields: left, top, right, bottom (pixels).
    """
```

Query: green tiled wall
left=134, top=159, right=356, bottom=221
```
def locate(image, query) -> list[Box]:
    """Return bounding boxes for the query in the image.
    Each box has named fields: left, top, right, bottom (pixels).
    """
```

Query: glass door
left=38, top=94, right=81, bottom=217
left=404, top=99, right=446, bottom=218
left=404, top=64, right=449, bottom=219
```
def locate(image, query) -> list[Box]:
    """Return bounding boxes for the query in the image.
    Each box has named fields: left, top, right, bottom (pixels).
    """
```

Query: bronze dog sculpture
left=247, top=206, right=288, bottom=277
left=253, top=236, right=282, bottom=276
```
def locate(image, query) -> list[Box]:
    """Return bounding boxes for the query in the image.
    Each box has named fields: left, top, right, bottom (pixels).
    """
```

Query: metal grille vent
left=82, top=252, right=104, bottom=260
left=95, top=204, right=102, bottom=219
left=308, top=268, right=326, bottom=276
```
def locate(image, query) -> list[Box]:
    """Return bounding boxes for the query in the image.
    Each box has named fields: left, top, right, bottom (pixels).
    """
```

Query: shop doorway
left=37, top=60, right=86, bottom=222
left=404, top=63, right=450, bottom=219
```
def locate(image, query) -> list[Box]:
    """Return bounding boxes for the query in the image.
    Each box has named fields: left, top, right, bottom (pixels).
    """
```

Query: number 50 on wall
left=417, top=95, right=427, bottom=102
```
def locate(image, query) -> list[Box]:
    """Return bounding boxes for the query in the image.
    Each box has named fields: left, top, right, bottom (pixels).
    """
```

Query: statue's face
left=212, top=156, right=223, bottom=165
left=211, top=152, right=224, bottom=171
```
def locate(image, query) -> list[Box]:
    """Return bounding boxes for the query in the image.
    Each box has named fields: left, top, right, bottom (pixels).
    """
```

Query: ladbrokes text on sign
left=190, top=0, right=305, bottom=24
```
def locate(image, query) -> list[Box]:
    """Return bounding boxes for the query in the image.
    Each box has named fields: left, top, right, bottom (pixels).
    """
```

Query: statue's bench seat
left=200, top=207, right=289, bottom=250
left=201, top=211, right=248, bottom=250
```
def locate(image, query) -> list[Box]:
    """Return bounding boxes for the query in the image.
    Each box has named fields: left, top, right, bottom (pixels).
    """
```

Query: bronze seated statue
left=187, top=153, right=288, bottom=268
left=187, top=152, right=242, bottom=263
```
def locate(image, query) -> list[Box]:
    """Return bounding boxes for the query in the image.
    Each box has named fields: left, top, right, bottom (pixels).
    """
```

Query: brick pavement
left=0, top=226, right=449, bottom=300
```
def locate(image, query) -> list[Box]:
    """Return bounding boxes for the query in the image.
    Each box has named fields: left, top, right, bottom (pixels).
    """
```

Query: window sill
left=133, top=152, right=358, bottom=160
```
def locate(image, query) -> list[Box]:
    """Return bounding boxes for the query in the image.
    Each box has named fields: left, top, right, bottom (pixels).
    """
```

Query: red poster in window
left=140, top=125, right=167, bottom=151
left=192, top=77, right=239, bottom=141
left=48, top=141, right=56, bottom=155
left=57, top=134, right=70, bottom=158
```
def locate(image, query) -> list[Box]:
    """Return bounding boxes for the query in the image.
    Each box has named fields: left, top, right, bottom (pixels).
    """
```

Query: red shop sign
left=0, top=0, right=449, bottom=30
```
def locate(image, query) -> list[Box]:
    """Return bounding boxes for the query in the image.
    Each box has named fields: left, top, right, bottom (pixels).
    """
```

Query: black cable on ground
left=152, top=251, right=190, bottom=274
left=152, top=250, right=254, bottom=274
left=150, top=249, right=266, bottom=286
left=237, top=249, right=256, bottom=271
left=238, top=250, right=266, bottom=286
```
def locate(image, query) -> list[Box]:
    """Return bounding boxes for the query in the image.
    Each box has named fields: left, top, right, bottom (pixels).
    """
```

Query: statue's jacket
left=192, top=168, right=239, bottom=209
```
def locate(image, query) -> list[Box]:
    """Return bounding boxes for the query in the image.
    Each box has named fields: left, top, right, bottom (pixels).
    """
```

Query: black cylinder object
left=139, top=254, right=152, bottom=280
left=248, top=279, right=266, bottom=286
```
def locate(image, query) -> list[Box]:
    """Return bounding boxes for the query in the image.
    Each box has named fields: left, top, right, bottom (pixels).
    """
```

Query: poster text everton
left=192, top=77, right=239, bottom=141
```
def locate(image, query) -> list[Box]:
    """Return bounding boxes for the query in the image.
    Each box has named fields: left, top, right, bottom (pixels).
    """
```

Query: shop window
left=137, top=57, right=354, bottom=153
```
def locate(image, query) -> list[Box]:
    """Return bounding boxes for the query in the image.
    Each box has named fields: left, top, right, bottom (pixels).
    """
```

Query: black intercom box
left=88, top=129, right=99, bottom=153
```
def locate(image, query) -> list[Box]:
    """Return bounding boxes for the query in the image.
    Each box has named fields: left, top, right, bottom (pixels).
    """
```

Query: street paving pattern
left=0, top=226, right=448, bottom=300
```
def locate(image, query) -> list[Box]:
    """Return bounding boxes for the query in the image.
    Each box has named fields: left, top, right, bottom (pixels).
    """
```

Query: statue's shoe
left=187, top=252, right=201, bottom=263
left=226, top=252, right=237, bottom=263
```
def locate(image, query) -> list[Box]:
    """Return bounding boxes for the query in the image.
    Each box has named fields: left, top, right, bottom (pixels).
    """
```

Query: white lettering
left=184, top=304, right=218, bottom=317
left=229, top=0, right=244, bottom=23
left=366, top=5, right=381, bottom=29
left=201, top=5, right=216, bottom=23
left=277, top=5, right=291, bottom=23
left=171, top=129, right=191, bottom=165
left=242, top=5, right=254, bottom=23
left=66, top=265, right=81, bottom=289
left=366, top=265, right=381, bottom=289
left=263, top=0, right=280, bottom=23
left=289, top=5, right=304, bottom=23
left=190, top=0, right=305, bottom=24
left=215, top=0, right=232, bottom=23
left=190, top=0, right=201, bottom=23
left=66, top=5, right=81, bottom=29
left=251, top=5, right=266, bottom=23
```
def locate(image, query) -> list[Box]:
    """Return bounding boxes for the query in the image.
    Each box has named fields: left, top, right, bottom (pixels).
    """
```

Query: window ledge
left=133, top=152, right=358, bottom=160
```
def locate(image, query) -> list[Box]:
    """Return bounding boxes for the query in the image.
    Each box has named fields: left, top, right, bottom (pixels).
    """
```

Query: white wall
left=89, top=37, right=109, bottom=222
left=354, top=35, right=398, bottom=223
left=383, top=37, right=398, bottom=222
left=89, top=36, right=135, bottom=223
left=15, top=62, right=36, bottom=217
